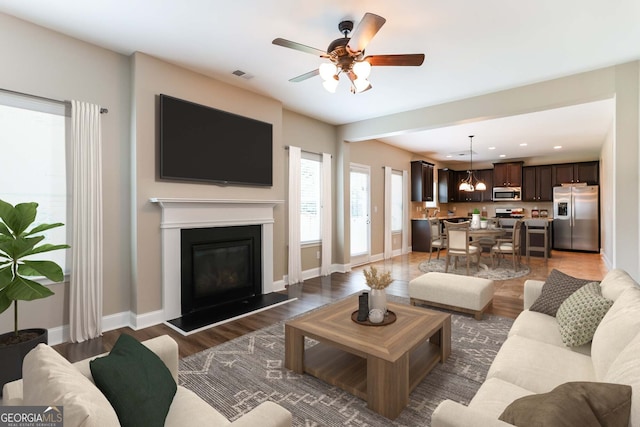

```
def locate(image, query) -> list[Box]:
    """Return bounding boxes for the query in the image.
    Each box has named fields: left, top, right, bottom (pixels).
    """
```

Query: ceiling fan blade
left=347, top=13, right=386, bottom=53
left=272, top=38, right=327, bottom=57
left=289, top=69, right=320, bottom=82
left=364, top=54, right=425, bottom=66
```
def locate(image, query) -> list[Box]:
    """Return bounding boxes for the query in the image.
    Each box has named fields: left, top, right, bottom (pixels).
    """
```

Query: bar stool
left=525, top=219, right=549, bottom=264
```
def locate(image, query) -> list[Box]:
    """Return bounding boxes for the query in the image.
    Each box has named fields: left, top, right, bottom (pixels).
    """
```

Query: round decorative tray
left=351, top=310, right=397, bottom=326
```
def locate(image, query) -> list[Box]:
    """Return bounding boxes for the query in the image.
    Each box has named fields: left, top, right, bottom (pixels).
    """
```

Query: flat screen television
left=159, top=94, right=273, bottom=186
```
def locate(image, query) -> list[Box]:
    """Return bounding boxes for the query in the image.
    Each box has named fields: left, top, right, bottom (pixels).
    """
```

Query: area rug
left=418, top=257, right=530, bottom=280
left=179, top=296, right=513, bottom=426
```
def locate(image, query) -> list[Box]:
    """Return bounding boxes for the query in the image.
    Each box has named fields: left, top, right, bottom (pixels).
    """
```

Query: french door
left=350, top=163, right=371, bottom=266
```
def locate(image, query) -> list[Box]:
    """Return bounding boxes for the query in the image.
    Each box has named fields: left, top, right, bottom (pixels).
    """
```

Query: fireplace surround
left=151, top=198, right=284, bottom=322
left=181, top=225, right=262, bottom=315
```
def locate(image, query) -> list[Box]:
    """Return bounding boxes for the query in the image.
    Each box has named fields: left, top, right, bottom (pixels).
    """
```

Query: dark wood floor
left=54, top=250, right=607, bottom=362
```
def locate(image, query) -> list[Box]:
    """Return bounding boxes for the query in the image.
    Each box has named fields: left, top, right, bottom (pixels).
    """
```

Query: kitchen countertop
left=412, top=216, right=554, bottom=222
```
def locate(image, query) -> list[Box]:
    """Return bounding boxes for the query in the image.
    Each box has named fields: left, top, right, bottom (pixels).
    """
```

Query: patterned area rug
left=419, top=257, right=530, bottom=280
left=179, top=296, right=513, bottom=426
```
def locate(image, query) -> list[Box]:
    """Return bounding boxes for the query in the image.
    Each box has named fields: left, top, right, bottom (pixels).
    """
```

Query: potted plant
left=0, top=200, right=69, bottom=390
left=363, top=265, right=393, bottom=313
left=471, top=208, right=481, bottom=229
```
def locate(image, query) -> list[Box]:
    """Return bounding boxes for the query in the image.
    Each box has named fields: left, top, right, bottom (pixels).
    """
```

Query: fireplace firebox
left=181, top=225, right=262, bottom=315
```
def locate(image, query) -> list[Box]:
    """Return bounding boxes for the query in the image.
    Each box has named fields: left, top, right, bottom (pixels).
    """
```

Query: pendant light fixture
left=459, top=135, right=487, bottom=192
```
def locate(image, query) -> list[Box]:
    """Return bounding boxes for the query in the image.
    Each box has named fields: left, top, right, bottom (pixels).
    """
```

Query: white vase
left=471, top=213, right=481, bottom=229
left=369, top=289, right=387, bottom=313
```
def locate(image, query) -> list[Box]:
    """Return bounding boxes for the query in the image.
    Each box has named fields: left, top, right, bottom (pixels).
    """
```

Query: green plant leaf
left=20, top=260, right=65, bottom=282
left=4, top=276, right=54, bottom=301
left=13, top=202, right=38, bottom=236
left=0, top=265, right=13, bottom=290
left=0, top=201, right=38, bottom=237
left=5, top=236, right=44, bottom=259
left=0, top=289, right=11, bottom=314
left=25, top=222, right=65, bottom=237
left=22, top=243, right=69, bottom=258
left=0, top=222, right=12, bottom=237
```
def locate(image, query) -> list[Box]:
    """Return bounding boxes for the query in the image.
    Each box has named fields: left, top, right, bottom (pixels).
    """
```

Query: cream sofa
left=3, top=335, right=292, bottom=427
left=432, top=268, right=640, bottom=427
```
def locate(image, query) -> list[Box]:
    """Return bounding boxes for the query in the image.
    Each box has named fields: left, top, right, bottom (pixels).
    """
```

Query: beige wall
left=600, top=124, right=615, bottom=268
left=349, top=139, right=415, bottom=257
left=131, top=52, right=286, bottom=315
left=282, top=110, right=337, bottom=272
left=0, top=13, right=131, bottom=332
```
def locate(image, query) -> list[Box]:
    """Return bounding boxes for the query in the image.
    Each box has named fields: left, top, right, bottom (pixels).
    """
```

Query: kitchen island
left=411, top=216, right=553, bottom=258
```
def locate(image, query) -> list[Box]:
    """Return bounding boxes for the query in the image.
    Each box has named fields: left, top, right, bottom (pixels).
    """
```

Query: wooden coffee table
left=284, top=295, right=451, bottom=419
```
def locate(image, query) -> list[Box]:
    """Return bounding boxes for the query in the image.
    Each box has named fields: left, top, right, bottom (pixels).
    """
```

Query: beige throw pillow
left=557, top=282, right=613, bottom=347
left=23, top=344, right=119, bottom=427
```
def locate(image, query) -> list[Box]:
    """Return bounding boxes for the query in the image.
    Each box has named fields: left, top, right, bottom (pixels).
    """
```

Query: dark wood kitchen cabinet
left=439, top=168, right=492, bottom=202
left=457, top=169, right=493, bottom=202
left=411, top=219, right=433, bottom=252
left=411, top=161, right=434, bottom=202
left=493, top=162, right=523, bottom=187
left=523, top=165, right=553, bottom=201
left=552, top=161, right=599, bottom=186
left=438, top=169, right=457, bottom=203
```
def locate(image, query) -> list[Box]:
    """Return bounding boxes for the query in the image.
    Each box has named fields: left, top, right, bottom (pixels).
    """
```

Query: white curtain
left=320, top=153, right=332, bottom=276
left=69, top=101, right=103, bottom=343
left=402, top=170, right=410, bottom=254
left=288, top=146, right=302, bottom=284
left=383, top=166, right=393, bottom=259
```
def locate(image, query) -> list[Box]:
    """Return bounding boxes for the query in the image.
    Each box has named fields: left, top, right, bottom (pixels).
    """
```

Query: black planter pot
left=0, top=328, right=48, bottom=394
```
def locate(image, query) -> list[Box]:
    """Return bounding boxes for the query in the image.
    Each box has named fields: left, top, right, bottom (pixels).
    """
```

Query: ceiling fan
left=272, top=12, right=425, bottom=94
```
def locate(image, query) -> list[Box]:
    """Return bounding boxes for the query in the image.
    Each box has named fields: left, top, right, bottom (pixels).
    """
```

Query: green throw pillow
left=557, top=282, right=613, bottom=347
left=499, top=382, right=632, bottom=427
left=529, top=269, right=594, bottom=316
left=90, top=334, right=177, bottom=427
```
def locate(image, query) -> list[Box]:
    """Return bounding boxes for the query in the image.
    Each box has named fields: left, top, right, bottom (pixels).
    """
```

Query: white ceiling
left=1, top=0, right=637, bottom=162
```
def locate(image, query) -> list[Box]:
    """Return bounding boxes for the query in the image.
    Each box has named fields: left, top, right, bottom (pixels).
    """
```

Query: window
left=391, top=171, right=404, bottom=232
left=300, top=153, right=321, bottom=243
left=0, top=91, right=69, bottom=277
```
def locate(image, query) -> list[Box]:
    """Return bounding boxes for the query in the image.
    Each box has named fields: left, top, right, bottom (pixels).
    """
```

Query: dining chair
left=428, top=218, right=447, bottom=262
left=443, top=221, right=481, bottom=275
left=491, top=219, right=523, bottom=271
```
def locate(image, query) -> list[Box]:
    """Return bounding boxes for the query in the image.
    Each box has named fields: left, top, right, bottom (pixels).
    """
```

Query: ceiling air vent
left=232, top=70, right=254, bottom=80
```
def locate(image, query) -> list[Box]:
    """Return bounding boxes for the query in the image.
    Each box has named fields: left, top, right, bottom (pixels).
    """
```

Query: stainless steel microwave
left=492, top=187, right=521, bottom=201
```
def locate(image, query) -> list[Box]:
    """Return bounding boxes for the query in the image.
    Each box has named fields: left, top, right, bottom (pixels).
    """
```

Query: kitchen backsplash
left=411, top=200, right=553, bottom=219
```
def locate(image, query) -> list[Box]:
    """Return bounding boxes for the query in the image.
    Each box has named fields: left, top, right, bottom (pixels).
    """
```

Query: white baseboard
left=47, top=263, right=353, bottom=346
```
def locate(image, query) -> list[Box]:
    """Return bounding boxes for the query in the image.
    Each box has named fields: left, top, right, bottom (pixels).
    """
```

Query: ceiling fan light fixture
left=322, top=77, right=339, bottom=93
left=319, top=63, right=338, bottom=81
left=353, top=77, right=371, bottom=93
left=352, top=60, right=372, bottom=80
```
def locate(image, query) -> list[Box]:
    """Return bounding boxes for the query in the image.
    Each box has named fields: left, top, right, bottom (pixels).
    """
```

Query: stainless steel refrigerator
left=553, top=185, right=599, bottom=251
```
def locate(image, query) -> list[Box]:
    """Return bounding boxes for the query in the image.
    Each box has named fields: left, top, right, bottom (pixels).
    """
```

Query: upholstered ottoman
left=409, top=272, right=494, bottom=320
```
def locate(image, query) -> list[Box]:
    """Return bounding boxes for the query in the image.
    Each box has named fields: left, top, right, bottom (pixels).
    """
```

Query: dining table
left=468, top=227, right=506, bottom=270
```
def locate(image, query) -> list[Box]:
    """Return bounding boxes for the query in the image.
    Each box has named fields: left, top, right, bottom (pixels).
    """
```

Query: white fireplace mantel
left=150, top=197, right=284, bottom=320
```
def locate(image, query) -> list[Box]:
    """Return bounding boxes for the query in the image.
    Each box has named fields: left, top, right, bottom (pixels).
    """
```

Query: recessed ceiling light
left=488, top=146, right=496, bottom=150
left=499, top=154, right=506, bottom=158
left=554, top=145, right=562, bottom=149
left=520, top=143, right=528, bottom=146
left=445, top=155, right=452, bottom=158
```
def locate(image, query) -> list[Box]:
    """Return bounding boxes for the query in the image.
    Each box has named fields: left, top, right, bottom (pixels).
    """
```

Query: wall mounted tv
left=159, top=94, right=273, bottom=186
